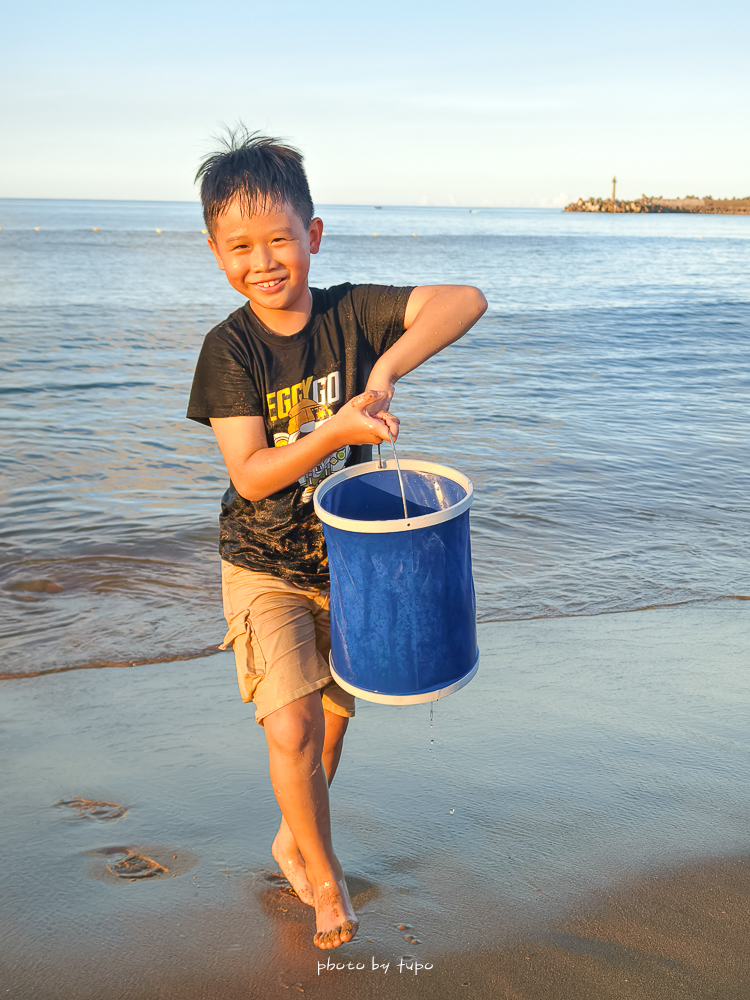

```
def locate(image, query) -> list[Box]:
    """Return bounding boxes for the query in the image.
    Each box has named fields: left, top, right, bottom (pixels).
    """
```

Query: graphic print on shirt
left=269, top=369, right=349, bottom=502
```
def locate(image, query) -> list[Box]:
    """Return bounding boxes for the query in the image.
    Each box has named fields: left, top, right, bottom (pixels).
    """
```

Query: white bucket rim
left=330, top=650, right=479, bottom=705
left=313, top=458, right=474, bottom=534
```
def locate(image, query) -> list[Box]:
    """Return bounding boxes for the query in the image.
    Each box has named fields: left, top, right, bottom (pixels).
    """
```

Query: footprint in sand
left=254, top=868, right=299, bottom=899
left=253, top=871, right=309, bottom=922
left=99, top=847, right=169, bottom=879
left=262, top=872, right=302, bottom=898
left=56, top=798, right=128, bottom=820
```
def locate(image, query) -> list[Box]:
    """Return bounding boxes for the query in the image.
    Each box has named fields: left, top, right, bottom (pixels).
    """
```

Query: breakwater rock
left=565, top=195, right=750, bottom=215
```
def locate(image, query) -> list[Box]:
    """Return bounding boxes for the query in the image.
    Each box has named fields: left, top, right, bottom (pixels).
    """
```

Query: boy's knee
left=264, top=694, right=325, bottom=757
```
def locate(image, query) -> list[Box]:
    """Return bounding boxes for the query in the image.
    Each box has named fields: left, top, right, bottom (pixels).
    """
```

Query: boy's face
left=207, top=199, right=323, bottom=324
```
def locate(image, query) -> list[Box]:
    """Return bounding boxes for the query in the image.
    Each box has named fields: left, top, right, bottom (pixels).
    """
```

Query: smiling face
left=207, top=199, right=323, bottom=334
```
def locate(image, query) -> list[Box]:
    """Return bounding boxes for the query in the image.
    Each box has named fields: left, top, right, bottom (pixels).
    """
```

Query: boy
left=187, top=129, right=486, bottom=950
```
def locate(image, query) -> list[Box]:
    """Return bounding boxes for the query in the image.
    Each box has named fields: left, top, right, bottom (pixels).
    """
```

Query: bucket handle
left=376, top=436, right=409, bottom=519
left=388, top=429, right=409, bottom=519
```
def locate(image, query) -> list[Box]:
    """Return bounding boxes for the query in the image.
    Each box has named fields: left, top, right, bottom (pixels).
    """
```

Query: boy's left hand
left=363, top=376, right=395, bottom=413
left=362, top=381, right=399, bottom=439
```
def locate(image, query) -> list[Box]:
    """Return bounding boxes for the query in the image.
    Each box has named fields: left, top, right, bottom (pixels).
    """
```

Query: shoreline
left=2, top=593, right=747, bottom=680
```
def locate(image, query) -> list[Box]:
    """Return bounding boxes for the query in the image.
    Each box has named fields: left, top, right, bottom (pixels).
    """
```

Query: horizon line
left=0, top=196, right=561, bottom=210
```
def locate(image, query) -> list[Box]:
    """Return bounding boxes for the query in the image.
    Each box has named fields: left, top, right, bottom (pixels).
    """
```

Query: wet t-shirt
left=187, top=283, right=413, bottom=587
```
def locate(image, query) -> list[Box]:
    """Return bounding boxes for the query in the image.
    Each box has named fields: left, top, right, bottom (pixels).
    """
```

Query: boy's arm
left=365, top=284, right=487, bottom=406
left=208, top=285, right=485, bottom=503
left=210, top=390, right=399, bottom=502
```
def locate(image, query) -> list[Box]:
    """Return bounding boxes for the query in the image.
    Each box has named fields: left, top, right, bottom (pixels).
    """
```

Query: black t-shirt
left=187, top=282, right=414, bottom=587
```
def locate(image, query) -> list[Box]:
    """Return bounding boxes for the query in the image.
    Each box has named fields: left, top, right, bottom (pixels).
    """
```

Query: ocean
left=1, top=199, right=748, bottom=677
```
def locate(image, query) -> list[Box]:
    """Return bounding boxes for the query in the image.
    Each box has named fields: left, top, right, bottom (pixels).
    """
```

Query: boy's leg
left=264, top=694, right=357, bottom=949
left=322, top=708, right=350, bottom=780
left=271, top=706, right=349, bottom=906
left=220, top=564, right=356, bottom=945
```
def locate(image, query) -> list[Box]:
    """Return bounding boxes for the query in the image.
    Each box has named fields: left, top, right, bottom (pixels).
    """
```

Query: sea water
left=1, top=199, right=748, bottom=676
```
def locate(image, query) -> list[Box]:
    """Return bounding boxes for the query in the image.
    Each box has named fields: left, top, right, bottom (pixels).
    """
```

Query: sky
left=2, top=0, right=749, bottom=206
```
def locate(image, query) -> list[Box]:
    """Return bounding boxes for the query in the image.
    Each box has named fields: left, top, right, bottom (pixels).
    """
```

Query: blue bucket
left=313, top=458, right=478, bottom=705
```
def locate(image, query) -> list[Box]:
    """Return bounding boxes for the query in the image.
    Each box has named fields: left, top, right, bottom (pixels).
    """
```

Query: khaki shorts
left=220, top=560, right=355, bottom=726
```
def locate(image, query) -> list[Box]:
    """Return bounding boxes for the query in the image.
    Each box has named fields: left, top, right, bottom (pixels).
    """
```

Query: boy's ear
left=207, top=237, right=226, bottom=271
left=308, top=217, right=324, bottom=255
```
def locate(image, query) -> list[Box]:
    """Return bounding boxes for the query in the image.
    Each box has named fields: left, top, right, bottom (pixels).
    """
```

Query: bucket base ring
left=329, top=652, right=479, bottom=706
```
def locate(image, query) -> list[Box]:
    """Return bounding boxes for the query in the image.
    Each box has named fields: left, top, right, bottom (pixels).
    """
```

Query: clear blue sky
left=2, top=0, right=748, bottom=205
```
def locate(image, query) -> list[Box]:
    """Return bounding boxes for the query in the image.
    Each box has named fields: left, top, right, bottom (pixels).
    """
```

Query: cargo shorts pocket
left=221, top=613, right=265, bottom=704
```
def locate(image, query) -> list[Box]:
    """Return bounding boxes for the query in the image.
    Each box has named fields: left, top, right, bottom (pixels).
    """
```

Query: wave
left=3, top=595, right=746, bottom=681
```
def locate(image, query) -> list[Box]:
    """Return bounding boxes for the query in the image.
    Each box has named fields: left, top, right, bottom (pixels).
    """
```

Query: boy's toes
left=315, top=928, right=340, bottom=949
left=313, top=930, right=332, bottom=949
left=313, top=920, right=359, bottom=949
left=339, top=919, right=357, bottom=944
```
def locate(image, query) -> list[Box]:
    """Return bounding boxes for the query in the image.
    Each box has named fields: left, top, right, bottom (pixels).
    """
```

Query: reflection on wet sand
left=2, top=606, right=749, bottom=998
left=5, top=854, right=749, bottom=999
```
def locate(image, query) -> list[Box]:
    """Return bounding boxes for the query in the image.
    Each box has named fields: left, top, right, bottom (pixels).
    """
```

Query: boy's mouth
left=253, top=277, right=285, bottom=291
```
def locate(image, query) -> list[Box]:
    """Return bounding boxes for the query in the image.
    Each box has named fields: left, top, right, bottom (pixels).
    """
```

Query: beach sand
left=2, top=601, right=749, bottom=999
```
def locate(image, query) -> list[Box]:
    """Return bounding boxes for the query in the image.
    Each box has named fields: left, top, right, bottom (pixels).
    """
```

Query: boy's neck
left=248, top=287, right=313, bottom=337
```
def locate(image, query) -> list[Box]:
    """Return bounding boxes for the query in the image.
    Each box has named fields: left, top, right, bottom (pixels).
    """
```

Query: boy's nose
left=250, top=244, right=273, bottom=271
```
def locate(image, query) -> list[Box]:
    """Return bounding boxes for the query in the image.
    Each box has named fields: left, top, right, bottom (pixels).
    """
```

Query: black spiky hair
left=195, top=125, right=314, bottom=237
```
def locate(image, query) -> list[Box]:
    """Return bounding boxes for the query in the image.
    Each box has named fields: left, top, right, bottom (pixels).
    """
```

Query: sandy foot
left=312, top=875, right=359, bottom=949
left=271, top=822, right=314, bottom=907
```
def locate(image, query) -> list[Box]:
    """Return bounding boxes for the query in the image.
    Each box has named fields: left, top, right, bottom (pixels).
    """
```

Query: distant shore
left=565, top=195, right=750, bottom=214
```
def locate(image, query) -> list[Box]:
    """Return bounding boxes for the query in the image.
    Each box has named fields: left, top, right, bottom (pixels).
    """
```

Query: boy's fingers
left=374, top=411, right=400, bottom=441
left=338, top=391, right=400, bottom=444
left=368, top=410, right=400, bottom=425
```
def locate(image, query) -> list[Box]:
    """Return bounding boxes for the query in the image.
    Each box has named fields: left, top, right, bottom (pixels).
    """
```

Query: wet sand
left=2, top=601, right=749, bottom=998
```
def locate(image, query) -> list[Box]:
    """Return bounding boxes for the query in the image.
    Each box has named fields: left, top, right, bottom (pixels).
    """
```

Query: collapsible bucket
left=313, top=458, right=478, bottom=705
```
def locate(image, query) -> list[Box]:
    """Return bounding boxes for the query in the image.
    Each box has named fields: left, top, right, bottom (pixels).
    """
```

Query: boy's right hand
left=329, top=390, right=400, bottom=447
left=210, top=390, right=399, bottom=502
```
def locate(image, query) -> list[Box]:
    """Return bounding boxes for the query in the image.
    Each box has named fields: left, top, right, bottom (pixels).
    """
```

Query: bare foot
left=312, top=874, right=359, bottom=949
left=271, top=820, right=314, bottom=907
